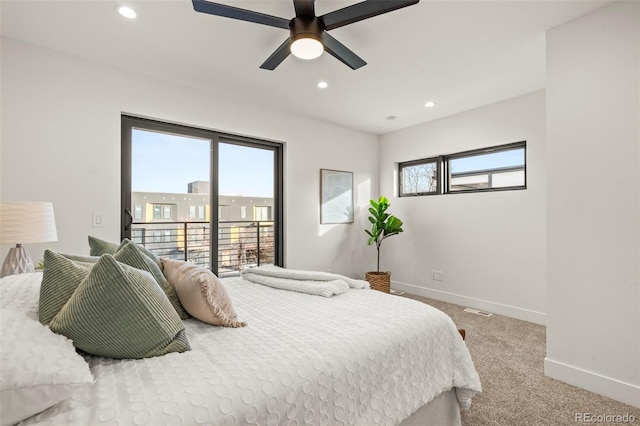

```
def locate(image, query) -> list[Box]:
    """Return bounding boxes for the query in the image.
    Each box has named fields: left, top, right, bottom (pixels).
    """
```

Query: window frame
left=398, top=156, right=441, bottom=197
left=444, top=141, right=526, bottom=194
left=121, top=115, right=284, bottom=275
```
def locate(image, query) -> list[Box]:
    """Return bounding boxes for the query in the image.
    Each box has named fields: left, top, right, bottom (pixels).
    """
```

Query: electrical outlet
left=431, top=270, right=437, bottom=280
left=437, top=270, right=444, bottom=281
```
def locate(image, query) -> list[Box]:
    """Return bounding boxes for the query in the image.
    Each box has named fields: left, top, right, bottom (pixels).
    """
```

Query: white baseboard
left=544, top=358, right=640, bottom=408
left=391, top=280, right=546, bottom=325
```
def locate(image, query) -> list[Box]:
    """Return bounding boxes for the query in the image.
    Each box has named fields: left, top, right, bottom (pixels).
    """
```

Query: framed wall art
left=320, top=169, right=354, bottom=224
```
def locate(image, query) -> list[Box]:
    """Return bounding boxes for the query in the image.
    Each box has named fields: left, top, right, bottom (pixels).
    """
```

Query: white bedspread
left=5, top=273, right=481, bottom=426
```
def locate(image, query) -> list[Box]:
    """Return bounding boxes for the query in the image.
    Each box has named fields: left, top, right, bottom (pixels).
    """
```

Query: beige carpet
left=403, top=294, right=640, bottom=426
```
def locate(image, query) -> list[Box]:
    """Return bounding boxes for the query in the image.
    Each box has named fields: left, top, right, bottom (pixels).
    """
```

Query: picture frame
left=320, top=169, right=354, bottom=224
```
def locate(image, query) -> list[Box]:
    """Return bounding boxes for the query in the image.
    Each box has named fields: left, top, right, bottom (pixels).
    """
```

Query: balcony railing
left=130, top=220, right=274, bottom=276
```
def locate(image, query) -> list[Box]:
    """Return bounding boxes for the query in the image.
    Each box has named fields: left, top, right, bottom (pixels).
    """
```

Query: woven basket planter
left=365, top=271, right=391, bottom=293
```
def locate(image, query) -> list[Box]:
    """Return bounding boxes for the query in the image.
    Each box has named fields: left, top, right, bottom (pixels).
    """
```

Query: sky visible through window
left=132, top=129, right=273, bottom=197
left=450, top=148, right=524, bottom=173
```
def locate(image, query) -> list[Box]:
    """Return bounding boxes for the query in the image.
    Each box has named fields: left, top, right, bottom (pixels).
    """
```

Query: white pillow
left=0, top=274, right=93, bottom=426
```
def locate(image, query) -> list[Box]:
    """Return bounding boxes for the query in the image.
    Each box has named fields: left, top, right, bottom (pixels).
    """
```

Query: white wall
left=0, top=37, right=379, bottom=279
left=379, top=91, right=547, bottom=324
left=545, top=1, right=639, bottom=408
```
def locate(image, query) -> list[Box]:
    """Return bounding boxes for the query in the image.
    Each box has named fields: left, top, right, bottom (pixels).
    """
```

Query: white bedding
left=3, top=272, right=481, bottom=425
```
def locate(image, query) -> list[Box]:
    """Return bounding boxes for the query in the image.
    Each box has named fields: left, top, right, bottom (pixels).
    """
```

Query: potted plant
left=365, top=196, right=404, bottom=292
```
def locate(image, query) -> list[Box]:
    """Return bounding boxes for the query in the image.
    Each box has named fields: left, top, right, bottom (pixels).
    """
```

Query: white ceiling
left=1, top=0, right=610, bottom=134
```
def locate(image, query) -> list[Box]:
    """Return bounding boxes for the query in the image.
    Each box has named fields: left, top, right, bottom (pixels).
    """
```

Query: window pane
left=448, top=144, right=525, bottom=193
left=399, top=158, right=439, bottom=196
left=124, top=116, right=283, bottom=276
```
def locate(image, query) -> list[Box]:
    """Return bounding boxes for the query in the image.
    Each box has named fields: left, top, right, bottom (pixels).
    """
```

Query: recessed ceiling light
left=425, top=101, right=436, bottom=108
left=317, top=81, right=328, bottom=89
left=117, top=5, right=137, bottom=19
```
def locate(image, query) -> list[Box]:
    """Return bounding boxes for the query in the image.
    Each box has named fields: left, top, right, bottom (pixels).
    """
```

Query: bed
left=0, top=270, right=481, bottom=426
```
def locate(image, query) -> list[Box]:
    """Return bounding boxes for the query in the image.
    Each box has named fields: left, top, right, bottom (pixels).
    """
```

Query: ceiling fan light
left=291, top=37, right=324, bottom=60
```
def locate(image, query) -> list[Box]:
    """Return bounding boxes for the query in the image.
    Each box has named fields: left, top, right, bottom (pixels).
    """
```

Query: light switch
left=92, top=213, right=104, bottom=228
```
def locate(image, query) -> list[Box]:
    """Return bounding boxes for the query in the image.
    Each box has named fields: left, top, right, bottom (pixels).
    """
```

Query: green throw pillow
left=39, top=250, right=94, bottom=325
left=113, top=241, right=190, bottom=320
left=49, top=254, right=190, bottom=359
left=59, top=253, right=101, bottom=263
left=88, top=235, right=120, bottom=256
left=88, top=235, right=163, bottom=271
left=118, top=238, right=163, bottom=271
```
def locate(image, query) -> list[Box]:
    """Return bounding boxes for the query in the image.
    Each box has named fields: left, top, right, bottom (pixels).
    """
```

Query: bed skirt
left=399, top=390, right=462, bottom=426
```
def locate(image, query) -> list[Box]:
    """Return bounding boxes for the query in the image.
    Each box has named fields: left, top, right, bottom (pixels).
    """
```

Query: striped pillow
left=118, top=238, right=163, bottom=271
left=49, top=254, right=190, bottom=359
left=113, top=241, right=190, bottom=320
left=59, top=253, right=100, bottom=263
left=88, top=235, right=163, bottom=271
left=39, top=250, right=94, bottom=326
left=88, top=235, right=120, bottom=256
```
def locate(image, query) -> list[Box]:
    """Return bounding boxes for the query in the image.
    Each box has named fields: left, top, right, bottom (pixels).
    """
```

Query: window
left=134, top=205, right=143, bottom=220
left=255, top=206, right=270, bottom=221
left=122, top=115, right=284, bottom=276
left=445, top=142, right=526, bottom=193
left=240, top=206, right=247, bottom=219
left=152, top=204, right=172, bottom=220
left=396, top=141, right=526, bottom=197
left=399, top=157, right=440, bottom=196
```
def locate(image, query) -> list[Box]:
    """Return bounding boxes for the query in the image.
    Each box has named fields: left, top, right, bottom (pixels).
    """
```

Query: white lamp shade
left=0, top=201, right=58, bottom=245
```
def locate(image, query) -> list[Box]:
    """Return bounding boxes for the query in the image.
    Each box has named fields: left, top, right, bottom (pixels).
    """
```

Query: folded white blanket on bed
left=240, top=265, right=370, bottom=297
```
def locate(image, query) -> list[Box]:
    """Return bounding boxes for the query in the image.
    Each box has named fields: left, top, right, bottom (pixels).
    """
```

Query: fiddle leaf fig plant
left=365, top=196, right=404, bottom=272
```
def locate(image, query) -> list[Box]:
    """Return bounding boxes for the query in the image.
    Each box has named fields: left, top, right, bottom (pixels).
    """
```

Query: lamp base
left=0, top=244, right=35, bottom=278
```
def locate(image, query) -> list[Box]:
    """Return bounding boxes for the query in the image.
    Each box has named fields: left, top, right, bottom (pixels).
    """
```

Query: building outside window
left=446, top=142, right=526, bottom=193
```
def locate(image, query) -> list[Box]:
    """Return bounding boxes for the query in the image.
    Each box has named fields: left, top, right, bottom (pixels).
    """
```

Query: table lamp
left=0, top=201, right=58, bottom=278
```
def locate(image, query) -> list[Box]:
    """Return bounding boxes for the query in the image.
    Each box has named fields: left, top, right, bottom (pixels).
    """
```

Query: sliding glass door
left=121, top=116, right=283, bottom=275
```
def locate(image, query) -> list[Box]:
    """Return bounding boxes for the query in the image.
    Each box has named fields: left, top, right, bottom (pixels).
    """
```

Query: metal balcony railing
left=130, top=220, right=275, bottom=276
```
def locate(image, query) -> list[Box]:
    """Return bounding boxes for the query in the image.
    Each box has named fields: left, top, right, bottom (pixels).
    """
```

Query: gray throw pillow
left=49, top=254, right=190, bottom=359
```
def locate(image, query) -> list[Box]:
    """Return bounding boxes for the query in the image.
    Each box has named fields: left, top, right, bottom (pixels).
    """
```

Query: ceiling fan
left=192, top=0, right=419, bottom=70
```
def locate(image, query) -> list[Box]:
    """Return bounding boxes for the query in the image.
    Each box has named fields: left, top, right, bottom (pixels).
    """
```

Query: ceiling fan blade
left=260, top=38, right=292, bottom=70
left=293, top=0, right=315, bottom=17
left=322, top=32, right=366, bottom=70
left=321, top=0, right=419, bottom=31
left=192, top=0, right=290, bottom=29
